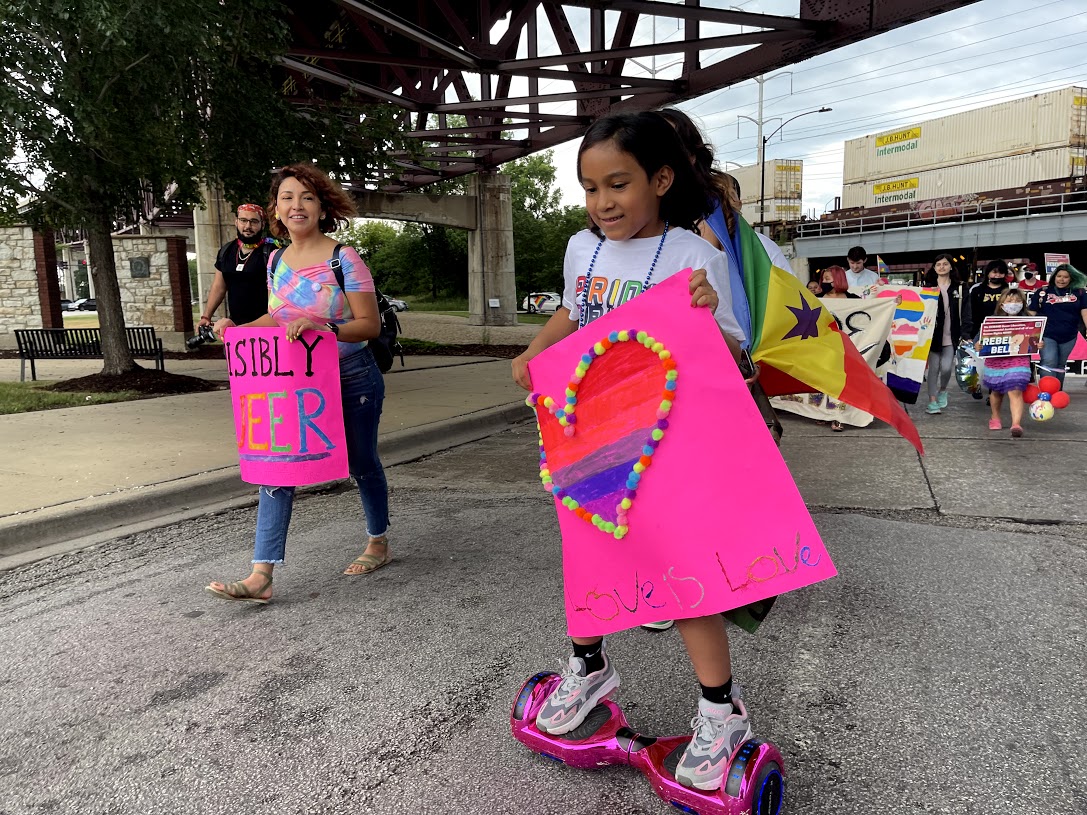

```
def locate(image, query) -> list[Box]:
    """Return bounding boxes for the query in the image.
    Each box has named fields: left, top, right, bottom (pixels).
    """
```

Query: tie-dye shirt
left=267, top=244, right=375, bottom=356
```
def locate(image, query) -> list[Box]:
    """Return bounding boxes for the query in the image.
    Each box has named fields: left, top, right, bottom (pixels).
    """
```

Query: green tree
left=333, top=220, right=400, bottom=273
left=503, top=150, right=585, bottom=296
left=1, top=0, right=405, bottom=375
left=369, top=224, right=430, bottom=295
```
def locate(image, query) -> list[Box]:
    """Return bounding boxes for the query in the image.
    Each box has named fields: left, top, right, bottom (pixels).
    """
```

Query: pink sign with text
left=527, top=273, right=837, bottom=638
left=225, top=327, right=348, bottom=486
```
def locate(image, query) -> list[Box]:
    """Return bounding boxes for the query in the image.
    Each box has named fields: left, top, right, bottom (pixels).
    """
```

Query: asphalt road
left=1, top=425, right=1084, bottom=815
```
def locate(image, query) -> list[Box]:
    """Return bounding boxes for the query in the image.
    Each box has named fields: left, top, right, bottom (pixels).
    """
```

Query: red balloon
left=1039, top=375, right=1062, bottom=395
left=1051, top=391, right=1071, bottom=409
left=1023, top=384, right=1040, bottom=404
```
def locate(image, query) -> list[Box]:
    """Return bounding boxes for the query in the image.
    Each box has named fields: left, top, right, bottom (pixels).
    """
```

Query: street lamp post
left=757, top=107, right=831, bottom=232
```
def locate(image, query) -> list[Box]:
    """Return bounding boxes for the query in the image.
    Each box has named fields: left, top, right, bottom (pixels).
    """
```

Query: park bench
left=14, top=327, right=165, bottom=381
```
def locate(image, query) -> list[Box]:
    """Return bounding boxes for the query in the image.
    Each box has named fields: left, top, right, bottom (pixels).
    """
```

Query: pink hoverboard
left=511, top=671, right=785, bottom=815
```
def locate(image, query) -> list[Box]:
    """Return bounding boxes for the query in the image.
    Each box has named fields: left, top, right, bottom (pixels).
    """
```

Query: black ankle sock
left=700, top=678, right=733, bottom=706
left=572, top=639, right=605, bottom=674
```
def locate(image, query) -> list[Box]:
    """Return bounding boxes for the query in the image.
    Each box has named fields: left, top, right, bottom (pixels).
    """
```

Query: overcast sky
left=538, top=0, right=1086, bottom=217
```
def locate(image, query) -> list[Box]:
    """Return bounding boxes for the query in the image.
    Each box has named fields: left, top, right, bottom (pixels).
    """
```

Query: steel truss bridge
left=281, top=0, right=981, bottom=193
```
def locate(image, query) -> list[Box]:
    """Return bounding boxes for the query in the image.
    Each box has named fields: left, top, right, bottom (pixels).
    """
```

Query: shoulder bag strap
left=328, top=243, right=346, bottom=292
left=269, top=246, right=287, bottom=276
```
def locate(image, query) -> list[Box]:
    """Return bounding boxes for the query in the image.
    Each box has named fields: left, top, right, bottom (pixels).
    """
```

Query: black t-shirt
left=215, top=240, right=272, bottom=325
left=1032, top=287, right=1087, bottom=343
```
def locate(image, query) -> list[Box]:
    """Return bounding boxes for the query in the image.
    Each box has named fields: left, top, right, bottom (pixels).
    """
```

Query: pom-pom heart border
left=527, top=329, right=677, bottom=540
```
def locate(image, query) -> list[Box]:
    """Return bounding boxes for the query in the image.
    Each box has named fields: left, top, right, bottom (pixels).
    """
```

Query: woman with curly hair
left=206, top=163, right=392, bottom=604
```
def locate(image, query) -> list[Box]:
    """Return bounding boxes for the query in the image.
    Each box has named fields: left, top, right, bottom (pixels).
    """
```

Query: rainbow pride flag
left=877, top=255, right=891, bottom=281
left=735, top=219, right=922, bottom=452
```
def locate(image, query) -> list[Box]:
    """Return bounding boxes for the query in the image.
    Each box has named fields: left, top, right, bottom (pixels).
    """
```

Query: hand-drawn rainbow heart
left=528, top=329, right=677, bottom=540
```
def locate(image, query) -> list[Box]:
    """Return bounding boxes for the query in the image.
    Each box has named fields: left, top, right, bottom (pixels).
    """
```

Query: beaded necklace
left=577, top=221, right=669, bottom=329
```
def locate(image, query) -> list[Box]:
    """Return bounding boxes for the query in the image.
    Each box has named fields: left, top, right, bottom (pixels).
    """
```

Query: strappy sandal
left=205, top=571, right=273, bottom=604
left=344, top=539, right=391, bottom=576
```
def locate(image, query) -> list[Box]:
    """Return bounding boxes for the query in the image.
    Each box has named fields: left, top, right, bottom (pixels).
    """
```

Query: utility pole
left=755, top=76, right=766, bottom=228
left=738, top=74, right=789, bottom=234
left=739, top=74, right=829, bottom=235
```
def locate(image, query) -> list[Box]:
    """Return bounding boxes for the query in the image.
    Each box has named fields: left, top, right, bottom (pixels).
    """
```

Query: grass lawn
left=517, top=313, right=550, bottom=325
left=401, top=296, right=469, bottom=311
left=419, top=310, right=549, bottom=325
left=63, top=308, right=203, bottom=329
left=61, top=312, right=100, bottom=328
left=0, top=382, right=141, bottom=415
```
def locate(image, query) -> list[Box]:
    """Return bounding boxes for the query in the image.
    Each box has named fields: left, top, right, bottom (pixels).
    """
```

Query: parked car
left=67, top=298, right=88, bottom=311
left=385, top=297, right=408, bottom=312
left=77, top=298, right=97, bottom=311
left=521, top=292, right=561, bottom=314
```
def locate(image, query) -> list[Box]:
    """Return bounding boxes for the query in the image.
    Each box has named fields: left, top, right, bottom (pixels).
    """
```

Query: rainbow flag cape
left=731, top=219, right=922, bottom=452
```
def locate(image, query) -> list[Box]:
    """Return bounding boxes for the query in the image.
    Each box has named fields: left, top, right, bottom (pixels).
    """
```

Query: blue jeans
left=253, top=347, right=389, bottom=565
left=1039, top=336, right=1077, bottom=387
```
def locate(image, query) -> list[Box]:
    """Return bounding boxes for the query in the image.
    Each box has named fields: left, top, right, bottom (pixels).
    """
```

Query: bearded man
left=199, top=203, right=277, bottom=327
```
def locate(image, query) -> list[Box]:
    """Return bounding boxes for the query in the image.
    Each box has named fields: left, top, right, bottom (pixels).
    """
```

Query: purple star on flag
left=783, top=297, right=821, bottom=341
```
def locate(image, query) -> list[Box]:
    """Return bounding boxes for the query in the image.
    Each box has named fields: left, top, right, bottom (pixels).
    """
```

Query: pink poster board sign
left=527, top=273, right=837, bottom=638
left=224, top=327, right=348, bottom=486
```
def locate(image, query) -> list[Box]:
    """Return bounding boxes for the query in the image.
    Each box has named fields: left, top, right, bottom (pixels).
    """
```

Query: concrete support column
left=192, top=184, right=234, bottom=309
left=34, top=230, right=64, bottom=329
left=467, top=172, right=517, bottom=327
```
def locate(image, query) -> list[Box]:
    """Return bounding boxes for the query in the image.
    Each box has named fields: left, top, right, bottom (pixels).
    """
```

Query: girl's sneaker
left=535, top=653, right=620, bottom=735
left=937, top=391, right=949, bottom=409
left=926, top=401, right=941, bottom=414
left=674, top=696, right=753, bottom=791
left=988, top=418, right=1002, bottom=430
left=641, top=620, right=675, bottom=631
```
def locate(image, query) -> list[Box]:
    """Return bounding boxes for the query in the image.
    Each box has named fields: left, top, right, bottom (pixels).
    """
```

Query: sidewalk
left=0, top=354, right=528, bottom=560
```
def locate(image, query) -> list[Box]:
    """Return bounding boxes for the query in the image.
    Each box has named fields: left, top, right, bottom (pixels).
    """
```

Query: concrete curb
left=0, top=401, right=531, bottom=566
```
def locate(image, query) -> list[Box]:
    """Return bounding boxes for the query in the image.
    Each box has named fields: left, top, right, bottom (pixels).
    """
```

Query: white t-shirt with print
left=846, top=267, right=879, bottom=288
left=561, top=227, right=746, bottom=344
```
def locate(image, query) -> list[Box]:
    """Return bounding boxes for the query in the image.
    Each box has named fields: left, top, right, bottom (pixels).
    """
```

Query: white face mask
left=1004, top=302, right=1024, bottom=315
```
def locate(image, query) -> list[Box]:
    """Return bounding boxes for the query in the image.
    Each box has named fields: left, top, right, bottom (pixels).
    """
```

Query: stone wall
left=113, top=236, right=172, bottom=327
left=111, top=235, right=192, bottom=350
left=0, top=226, right=192, bottom=351
left=0, top=226, right=42, bottom=348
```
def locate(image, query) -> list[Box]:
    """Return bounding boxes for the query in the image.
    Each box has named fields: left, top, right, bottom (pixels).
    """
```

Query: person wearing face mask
left=961, top=259, right=1010, bottom=341
left=817, top=266, right=860, bottom=299
left=975, top=288, right=1041, bottom=438
left=922, top=253, right=965, bottom=414
left=1017, top=262, right=1044, bottom=295
left=1030, top=263, right=1087, bottom=388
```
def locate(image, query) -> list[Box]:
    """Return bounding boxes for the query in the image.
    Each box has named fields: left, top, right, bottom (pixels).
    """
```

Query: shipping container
left=726, top=159, right=804, bottom=202
left=843, top=86, right=1087, bottom=184
left=741, top=199, right=803, bottom=223
left=841, top=146, right=1087, bottom=209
